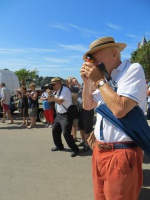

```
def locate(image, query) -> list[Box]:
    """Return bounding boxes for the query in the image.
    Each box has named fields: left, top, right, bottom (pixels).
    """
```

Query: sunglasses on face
left=52, top=82, right=59, bottom=86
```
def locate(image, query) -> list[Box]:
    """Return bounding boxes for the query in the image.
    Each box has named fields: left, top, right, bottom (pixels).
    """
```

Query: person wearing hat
left=47, top=77, right=79, bottom=157
left=80, top=37, right=146, bottom=200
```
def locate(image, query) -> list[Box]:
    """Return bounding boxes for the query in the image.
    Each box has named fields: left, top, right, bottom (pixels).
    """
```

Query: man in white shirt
left=0, top=82, right=14, bottom=124
left=80, top=37, right=146, bottom=200
left=47, top=78, right=79, bottom=157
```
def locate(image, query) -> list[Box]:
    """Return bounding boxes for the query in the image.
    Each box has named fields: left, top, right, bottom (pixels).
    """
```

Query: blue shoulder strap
left=95, top=103, right=150, bottom=157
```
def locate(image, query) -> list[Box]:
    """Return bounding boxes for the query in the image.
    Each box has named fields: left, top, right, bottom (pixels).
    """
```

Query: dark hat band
left=91, top=40, right=115, bottom=50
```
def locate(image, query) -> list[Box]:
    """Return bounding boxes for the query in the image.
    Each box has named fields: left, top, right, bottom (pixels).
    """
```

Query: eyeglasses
left=52, top=82, right=59, bottom=86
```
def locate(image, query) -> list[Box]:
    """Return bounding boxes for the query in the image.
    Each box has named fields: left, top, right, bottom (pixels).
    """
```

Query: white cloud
left=48, top=22, right=69, bottom=31
left=42, top=57, right=71, bottom=63
left=126, top=34, right=140, bottom=39
left=48, top=22, right=98, bottom=37
left=107, top=23, right=120, bottom=30
left=59, top=44, right=87, bottom=52
left=0, top=47, right=56, bottom=54
left=68, top=23, right=98, bottom=36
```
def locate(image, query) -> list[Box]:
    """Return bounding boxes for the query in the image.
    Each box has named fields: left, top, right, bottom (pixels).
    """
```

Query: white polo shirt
left=55, top=86, right=73, bottom=114
left=93, top=60, right=147, bottom=143
left=1, top=87, right=11, bottom=105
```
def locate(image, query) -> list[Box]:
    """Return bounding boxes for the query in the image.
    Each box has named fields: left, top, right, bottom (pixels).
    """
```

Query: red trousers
left=44, top=109, right=54, bottom=123
left=92, top=141, right=143, bottom=200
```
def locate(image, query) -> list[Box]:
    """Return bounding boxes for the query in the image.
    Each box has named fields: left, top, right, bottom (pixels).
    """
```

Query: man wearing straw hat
left=47, top=77, right=79, bottom=157
left=80, top=36, right=146, bottom=200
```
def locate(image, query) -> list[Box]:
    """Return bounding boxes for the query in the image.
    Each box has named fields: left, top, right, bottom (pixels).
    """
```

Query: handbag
left=58, top=86, right=79, bottom=119
left=87, top=131, right=96, bottom=150
left=62, top=104, right=79, bottom=119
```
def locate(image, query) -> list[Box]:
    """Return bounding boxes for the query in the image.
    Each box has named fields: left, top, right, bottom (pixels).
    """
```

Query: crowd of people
left=0, top=77, right=95, bottom=157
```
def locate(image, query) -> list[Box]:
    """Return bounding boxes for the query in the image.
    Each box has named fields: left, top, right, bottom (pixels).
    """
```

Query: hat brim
left=83, top=42, right=127, bottom=61
left=50, top=80, right=61, bottom=84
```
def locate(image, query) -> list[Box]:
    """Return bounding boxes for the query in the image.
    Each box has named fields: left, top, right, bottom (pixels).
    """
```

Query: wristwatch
left=98, top=80, right=106, bottom=88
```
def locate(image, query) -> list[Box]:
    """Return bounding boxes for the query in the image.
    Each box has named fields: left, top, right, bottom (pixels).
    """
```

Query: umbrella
left=95, top=103, right=150, bottom=157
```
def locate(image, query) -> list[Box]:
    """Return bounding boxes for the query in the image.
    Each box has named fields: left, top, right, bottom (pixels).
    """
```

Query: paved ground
left=0, top=113, right=150, bottom=200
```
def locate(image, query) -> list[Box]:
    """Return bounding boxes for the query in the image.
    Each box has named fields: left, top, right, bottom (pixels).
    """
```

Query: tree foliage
left=131, top=40, right=150, bottom=78
left=15, top=68, right=65, bottom=88
left=15, top=68, right=38, bottom=86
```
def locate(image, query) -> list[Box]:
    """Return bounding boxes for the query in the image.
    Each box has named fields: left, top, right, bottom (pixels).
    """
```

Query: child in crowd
left=40, top=89, right=54, bottom=128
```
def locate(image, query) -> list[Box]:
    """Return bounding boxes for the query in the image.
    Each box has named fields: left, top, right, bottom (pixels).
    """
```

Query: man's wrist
left=97, top=79, right=106, bottom=88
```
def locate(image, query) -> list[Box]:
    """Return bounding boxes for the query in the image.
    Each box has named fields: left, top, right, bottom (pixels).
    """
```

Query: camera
left=15, top=89, right=21, bottom=95
left=86, top=54, right=93, bottom=63
left=70, top=77, right=75, bottom=82
left=41, top=84, right=53, bottom=90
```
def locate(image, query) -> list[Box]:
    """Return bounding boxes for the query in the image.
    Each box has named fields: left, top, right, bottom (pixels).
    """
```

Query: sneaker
left=80, top=145, right=90, bottom=153
left=20, top=123, right=26, bottom=126
left=48, top=125, right=52, bottom=128
left=71, top=149, right=79, bottom=157
left=78, top=141, right=85, bottom=147
left=45, top=124, right=49, bottom=128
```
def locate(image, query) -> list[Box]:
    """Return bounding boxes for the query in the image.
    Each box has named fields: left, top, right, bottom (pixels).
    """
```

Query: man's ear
left=112, top=50, right=117, bottom=57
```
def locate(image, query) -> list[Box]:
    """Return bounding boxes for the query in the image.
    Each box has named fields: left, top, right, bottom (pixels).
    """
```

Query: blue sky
left=0, top=0, right=150, bottom=83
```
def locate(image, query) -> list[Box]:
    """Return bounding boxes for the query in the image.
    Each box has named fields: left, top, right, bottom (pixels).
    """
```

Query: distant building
left=138, top=36, right=147, bottom=48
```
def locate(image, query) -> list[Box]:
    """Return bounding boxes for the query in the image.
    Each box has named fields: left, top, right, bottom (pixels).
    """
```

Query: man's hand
left=80, top=62, right=104, bottom=83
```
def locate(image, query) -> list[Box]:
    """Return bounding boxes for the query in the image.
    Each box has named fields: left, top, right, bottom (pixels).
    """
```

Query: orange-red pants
left=92, top=141, right=143, bottom=200
left=44, top=109, right=54, bottom=123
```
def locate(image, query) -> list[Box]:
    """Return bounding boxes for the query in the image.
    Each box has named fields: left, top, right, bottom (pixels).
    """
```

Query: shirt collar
left=115, top=59, right=130, bottom=72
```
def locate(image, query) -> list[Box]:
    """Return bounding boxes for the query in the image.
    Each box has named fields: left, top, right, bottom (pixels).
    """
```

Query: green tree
left=15, top=68, right=38, bottom=86
left=131, top=40, right=150, bottom=78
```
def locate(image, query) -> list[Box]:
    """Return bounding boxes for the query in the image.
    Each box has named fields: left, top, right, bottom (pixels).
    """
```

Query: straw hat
left=50, top=77, right=62, bottom=84
left=83, top=36, right=127, bottom=60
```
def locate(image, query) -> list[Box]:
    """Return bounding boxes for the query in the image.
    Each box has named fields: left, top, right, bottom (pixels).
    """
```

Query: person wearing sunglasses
left=47, top=77, right=79, bottom=157
left=46, top=78, right=79, bottom=157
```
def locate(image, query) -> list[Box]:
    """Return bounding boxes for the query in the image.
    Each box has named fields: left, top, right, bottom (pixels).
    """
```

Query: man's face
left=52, top=82, right=61, bottom=91
left=92, top=49, right=111, bottom=67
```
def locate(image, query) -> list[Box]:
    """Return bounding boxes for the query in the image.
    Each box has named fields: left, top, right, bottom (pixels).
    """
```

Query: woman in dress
left=16, top=86, right=29, bottom=126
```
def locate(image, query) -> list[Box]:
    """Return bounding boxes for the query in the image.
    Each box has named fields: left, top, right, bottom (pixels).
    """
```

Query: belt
left=97, top=142, right=138, bottom=150
left=57, top=112, right=67, bottom=115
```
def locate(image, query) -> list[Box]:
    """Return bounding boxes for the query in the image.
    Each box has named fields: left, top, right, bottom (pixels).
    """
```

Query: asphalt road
left=0, top=112, right=150, bottom=200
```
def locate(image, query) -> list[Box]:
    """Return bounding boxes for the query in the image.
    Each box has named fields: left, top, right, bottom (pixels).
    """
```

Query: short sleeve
left=117, top=63, right=146, bottom=103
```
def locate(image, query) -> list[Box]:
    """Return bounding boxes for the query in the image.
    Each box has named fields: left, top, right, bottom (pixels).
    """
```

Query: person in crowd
left=0, top=82, right=14, bottom=124
left=40, top=85, right=54, bottom=128
left=67, top=77, right=81, bottom=141
left=47, top=77, right=79, bottom=157
left=15, top=86, right=29, bottom=126
left=80, top=36, right=146, bottom=200
left=77, top=86, right=94, bottom=151
left=26, top=83, right=38, bottom=129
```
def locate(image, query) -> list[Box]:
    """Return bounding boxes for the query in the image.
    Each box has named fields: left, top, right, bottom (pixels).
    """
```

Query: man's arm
left=80, top=63, right=98, bottom=110
left=82, top=80, right=98, bottom=110
left=82, top=61, right=138, bottom=118
left=49, top=96, right=64, bottom=105
left=97, top=81, right=137, bottom=118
